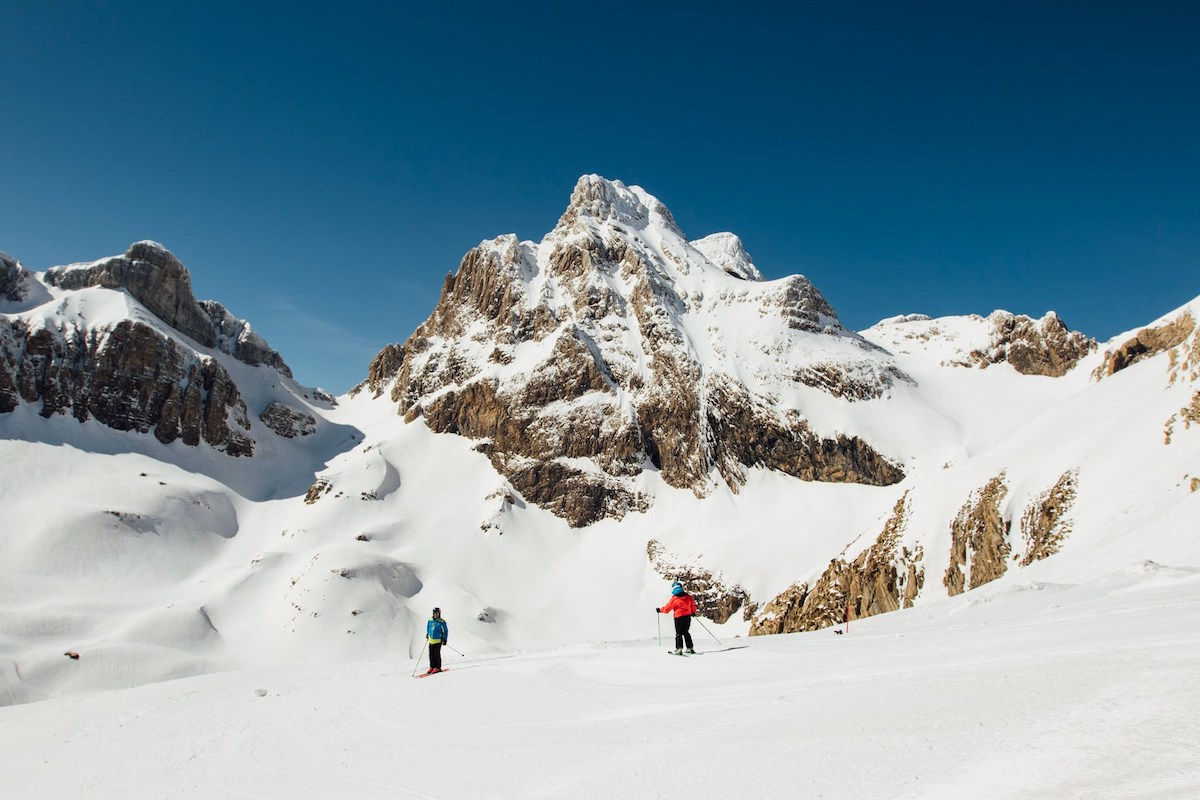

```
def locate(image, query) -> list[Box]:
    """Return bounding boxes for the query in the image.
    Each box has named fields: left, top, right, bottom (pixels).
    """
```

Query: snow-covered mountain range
left=2, top=175, right=1198, bottom=710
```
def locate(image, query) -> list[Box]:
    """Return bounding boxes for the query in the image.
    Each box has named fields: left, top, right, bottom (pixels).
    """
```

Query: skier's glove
left=655, top=608, right=660, bottom=612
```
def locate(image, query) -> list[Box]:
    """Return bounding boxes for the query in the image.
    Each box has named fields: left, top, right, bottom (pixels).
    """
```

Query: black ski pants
left=429, top=642, right=443, bottom=670
left=674, top=615, right=694, bottom=650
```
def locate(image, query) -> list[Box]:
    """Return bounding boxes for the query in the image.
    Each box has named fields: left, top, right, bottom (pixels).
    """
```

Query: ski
left=415, top=669, right=449, bottom=678
left=667, top=651, right=700, bottom=656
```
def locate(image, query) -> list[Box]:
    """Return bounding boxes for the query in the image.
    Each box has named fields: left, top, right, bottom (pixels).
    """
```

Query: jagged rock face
left=750, top=493, right=923, bottom=635
left=1096, top=310, right=1197, bottom=379
left=1, top=253, right=29, bottom=302
left=0, top=318, right=253, bottom=455
left=370, top=176, right=905, bottom=526
left=647, top=540, right=753, bottom=624
left=973, top=312, right=1095, bottom=376
left=959, top=312, right=1095, bottom=376
left=259, top=403, right=316, bottom=438
left=1018, top=471, right=1077, bottom=566
left=944, top=474, right=1011, bottom=596
left=44, top=242, right=292, bottom=377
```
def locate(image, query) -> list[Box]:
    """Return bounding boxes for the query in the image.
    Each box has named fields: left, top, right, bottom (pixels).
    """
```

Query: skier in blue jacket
left=425, top=608, right=448, bottom=674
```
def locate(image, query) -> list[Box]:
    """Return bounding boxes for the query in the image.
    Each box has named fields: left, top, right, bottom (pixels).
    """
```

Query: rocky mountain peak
left=368, top=176, right=906, bottom=526
left=554, top=175, right=684, bottom=239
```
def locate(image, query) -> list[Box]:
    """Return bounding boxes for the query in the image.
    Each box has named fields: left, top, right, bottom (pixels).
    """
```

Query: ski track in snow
left=1, top=565, right=1197, bottom=800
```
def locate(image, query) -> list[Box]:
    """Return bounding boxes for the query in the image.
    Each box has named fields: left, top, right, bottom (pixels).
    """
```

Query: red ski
left=415, top=669, right=449, bottom=679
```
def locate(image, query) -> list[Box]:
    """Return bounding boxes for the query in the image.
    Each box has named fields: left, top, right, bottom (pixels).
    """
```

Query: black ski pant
left=429, top=643, right=443, bottom=670
left=674, top=615, right=694, bottom=650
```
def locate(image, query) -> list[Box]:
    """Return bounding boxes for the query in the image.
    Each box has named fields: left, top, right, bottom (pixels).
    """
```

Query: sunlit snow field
left=3, top=560, right=1197, bottom=800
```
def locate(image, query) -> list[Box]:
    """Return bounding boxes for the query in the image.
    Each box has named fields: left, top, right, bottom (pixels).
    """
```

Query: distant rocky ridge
left=880, top=311, right=1096, bottom=376
left=44, top=241, right=291, bottom=377
left=0, top=242, right=299, bottom=457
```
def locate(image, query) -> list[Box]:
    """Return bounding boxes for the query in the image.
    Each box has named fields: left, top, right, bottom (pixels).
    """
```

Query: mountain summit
left=366, top=175, right=906, bottom=525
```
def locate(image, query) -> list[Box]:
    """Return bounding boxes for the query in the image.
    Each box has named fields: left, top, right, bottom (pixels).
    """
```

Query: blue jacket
left=427, top=618, right=448, bottom=645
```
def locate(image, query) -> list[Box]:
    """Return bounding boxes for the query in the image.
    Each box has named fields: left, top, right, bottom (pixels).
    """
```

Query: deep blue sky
left=2, top=2, right=1198, bottom=392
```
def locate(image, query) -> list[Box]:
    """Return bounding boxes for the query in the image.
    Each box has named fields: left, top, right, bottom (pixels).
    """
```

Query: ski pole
left=445, top=645, right=466, bottom=657
left=694, top=616, right=722, bottom=646
left=411, top=641, right=428, bottom=677
left=656, top=611, right=662, bottom=647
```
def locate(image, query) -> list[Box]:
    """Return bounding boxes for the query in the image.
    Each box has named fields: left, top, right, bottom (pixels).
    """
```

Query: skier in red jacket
left=657, top=581, right=698, bottom=654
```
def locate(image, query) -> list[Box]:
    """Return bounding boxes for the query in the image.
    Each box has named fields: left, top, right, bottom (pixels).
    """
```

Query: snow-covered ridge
left=43, top=240, right=292, bottom=376
left=1, top=241, right=341, bottom=466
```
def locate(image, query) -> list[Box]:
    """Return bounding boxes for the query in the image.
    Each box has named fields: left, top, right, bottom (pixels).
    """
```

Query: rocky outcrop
left=944, top=474, right=1010, bottom=596
left=1164, top=391, right=1200, bottom=445
left=363, top=343, right=405, bottom=397
left=44, top=242, right=291, bottom=377
left=1018, top=471, right=1078, bottom=566
left=1, top=253, right=29, bottom=302
left=305, top=477, right=333, bottom=504
left=0, top=318, right=253, bottom=455
left=370, top=176, right=905, bottom=526
left=967, top=312, right=1095, bottom=376
left=647, top=540, right=753, bottom=624
left=750, top=493, right=923, bottom=634
left=259, top=403, right=316, bottom=438
left=1095, top=311, right=1196, bottom=379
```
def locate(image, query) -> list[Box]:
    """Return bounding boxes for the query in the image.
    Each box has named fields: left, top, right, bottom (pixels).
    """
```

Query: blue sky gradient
left=2, top=2, right=1198, bottom=392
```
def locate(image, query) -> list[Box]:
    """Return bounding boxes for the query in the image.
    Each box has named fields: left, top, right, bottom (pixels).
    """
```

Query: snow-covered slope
left=1, top=176, right=1198, bottom=762
left=2, top=561, right=1197, bottom=799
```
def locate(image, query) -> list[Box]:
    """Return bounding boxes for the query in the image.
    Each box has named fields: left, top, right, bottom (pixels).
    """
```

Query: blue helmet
left=671, top=581, right=685, bottom=596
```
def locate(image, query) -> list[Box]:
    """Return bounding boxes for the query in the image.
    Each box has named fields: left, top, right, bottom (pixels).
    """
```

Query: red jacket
left=659, top=593, right=697, bottom=618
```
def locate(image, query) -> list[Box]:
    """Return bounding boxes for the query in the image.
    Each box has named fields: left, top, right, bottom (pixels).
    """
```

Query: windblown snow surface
left=2, top=227, right=1199, bottom=796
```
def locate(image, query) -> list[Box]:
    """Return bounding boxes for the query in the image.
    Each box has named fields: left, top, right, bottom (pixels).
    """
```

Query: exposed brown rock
left=1018, top=471, right=1078, bottom=566
left=305, top=477, right=332, bottom=504
left=0, top=318, right=254, bottom=456
left=704, top=380, right=907, bottom=491
left=1165, top=391, right=1200, bottom=445
left=967, top=312, right=1095, bottom=376
left=504, top=460, right=647, bottom=528
left=259, top=403, right=317, bottom=438
left=1183, top=392, right=1200, bottom=429
left=792, top=363, right=914, bottom=401
left=773, top=275, right=841, bottom=333
left=751, top=492, right=923, bottom=635
left=364, top=343, right=404, bottom=397
left=944, top=474, right=1010, bottom=596
left=1094, top=311, right=1196, bottom=379
left=647, top=540, right=753, bottom=624
left=748, top=580, right=813, bottom=636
